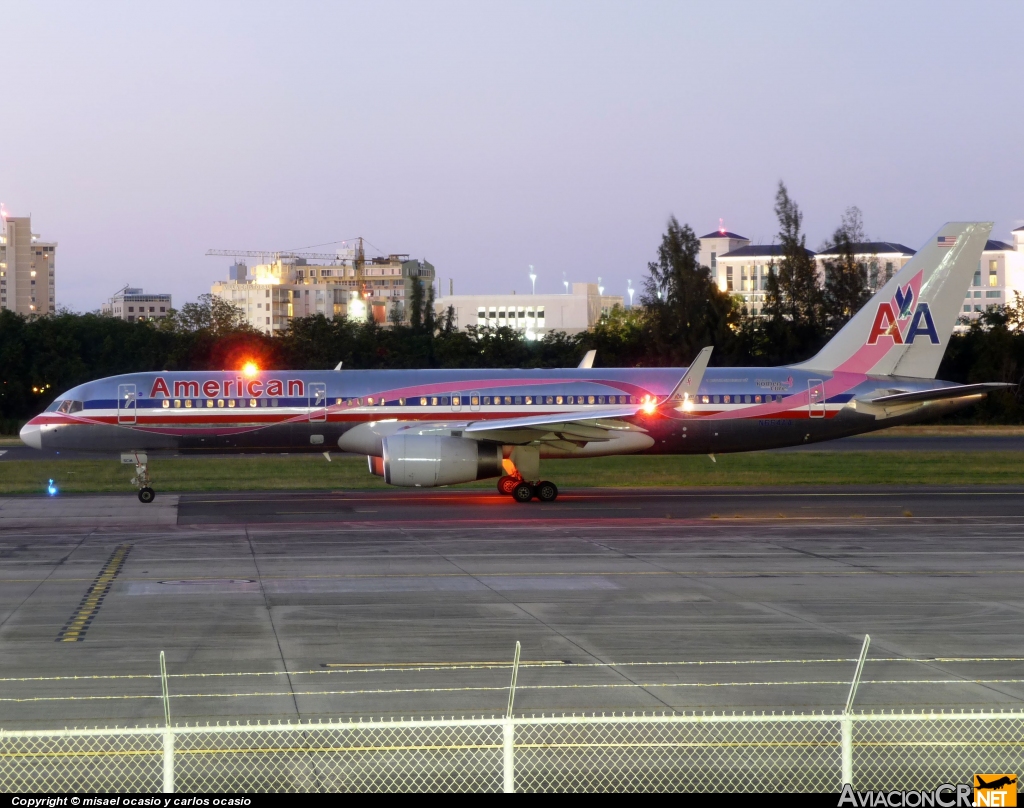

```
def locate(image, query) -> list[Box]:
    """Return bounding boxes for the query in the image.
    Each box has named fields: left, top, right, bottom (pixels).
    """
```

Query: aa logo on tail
left=867, top=281, right=940, bottom=346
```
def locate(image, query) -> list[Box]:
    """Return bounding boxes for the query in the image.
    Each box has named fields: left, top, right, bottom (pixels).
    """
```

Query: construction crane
left=206, top=238, right=365, bottom=266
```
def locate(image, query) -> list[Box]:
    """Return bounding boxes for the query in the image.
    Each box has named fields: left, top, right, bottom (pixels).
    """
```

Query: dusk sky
left=2, top=1, right=1022, bottom=312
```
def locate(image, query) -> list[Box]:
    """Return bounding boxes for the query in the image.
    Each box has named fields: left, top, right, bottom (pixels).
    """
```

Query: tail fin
left=795, top=222, right=993, bottom=378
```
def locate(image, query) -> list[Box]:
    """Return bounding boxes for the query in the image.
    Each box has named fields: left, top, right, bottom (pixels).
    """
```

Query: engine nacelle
left=382, top=435, right=503, bottom=487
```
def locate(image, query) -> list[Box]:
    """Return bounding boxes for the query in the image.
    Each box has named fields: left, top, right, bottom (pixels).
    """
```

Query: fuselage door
left=309, top=382, right=327, bottom=422
left=118, top=383, right=137, bottom=425
left=808, top=379, right=826, bottom=418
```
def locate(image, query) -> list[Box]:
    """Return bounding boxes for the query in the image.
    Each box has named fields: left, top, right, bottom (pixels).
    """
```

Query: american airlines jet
left=20, top=222, right=1011, bottom=503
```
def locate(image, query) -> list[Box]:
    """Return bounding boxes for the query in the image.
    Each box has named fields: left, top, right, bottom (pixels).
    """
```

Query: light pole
left=627, top=280, right=634, bottom=308
left=562, top=272, right=568, bottom=294
left=598, top=276, right=604, bottom=296
left=529, top=265, right=537, bottom=295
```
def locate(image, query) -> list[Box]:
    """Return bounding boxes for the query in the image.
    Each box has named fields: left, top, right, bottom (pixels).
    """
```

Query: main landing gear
left=497, top=475, right=558, bottom=503
left=125, top=452, right=156, bottom=504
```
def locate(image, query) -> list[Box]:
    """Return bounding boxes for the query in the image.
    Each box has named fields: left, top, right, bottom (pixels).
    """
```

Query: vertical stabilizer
left=794, top=222, right=993, bottom=378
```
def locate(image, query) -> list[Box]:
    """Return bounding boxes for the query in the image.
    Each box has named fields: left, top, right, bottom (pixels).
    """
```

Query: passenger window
left=162, top=400, right=170, bottom=409
left=555, top=396, right=563, bottom=405
left=419, top=397, right=427, bottom=406
left=441, top=396, right=450, bottom=405
left=701, top=395, right=709, bottom=404
left=514, top=396, right=522, bottom=405
left=185, top=399, right=193, bottom=408
left=174, top=400, right=182, bottom=408
left=271, top=399, right=278, bottom=407
left=217, top=399, right=224, bottom=407
left=228, top=399, right=236, bottom=408
left=504, top=396, right=512, bottom=405
left=399, top=398, right=406, bottom=406
left=587, top=395, right=595, bottom=404
left=453, top=396, right=461, bottom=406
left=723, top=395, right=731, bottom=404
left=754, top=395, right=762, bottom=403
left=431, top=397, right=438, bottom=406
left=470, top=396, right=478, bottom=406
left=525, top=396, right=532, bottom=405
left=206, top=399, right=213, bottom=408
left=250, top=399, right=257, bottom=407
left=482, top=396, right=491, bottom=405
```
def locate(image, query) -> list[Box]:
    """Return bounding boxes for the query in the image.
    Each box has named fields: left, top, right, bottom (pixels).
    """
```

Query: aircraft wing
left=859, top=382, right=1015, bottom=406
left=462, top=407, right=646, bottom=445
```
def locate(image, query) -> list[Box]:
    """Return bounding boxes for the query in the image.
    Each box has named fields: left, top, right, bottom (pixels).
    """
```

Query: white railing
left=3, top=710, right=1024, bottom=792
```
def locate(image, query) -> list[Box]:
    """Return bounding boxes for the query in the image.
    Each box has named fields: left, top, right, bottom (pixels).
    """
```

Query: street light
left=529, top=265, right=537, bottom=295
left=562, top=272, right=569, bottom=294
left=598, top=276, right=604, bottom=296
left=627, top=280, right=634, bottom=308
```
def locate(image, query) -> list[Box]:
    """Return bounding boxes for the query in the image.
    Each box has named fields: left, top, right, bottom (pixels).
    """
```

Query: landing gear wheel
left=512, top=482, right=535, bottom=503
left=497, top=475, right=519, bottom=495
left=138, top=487, right=155, bottom=504
left=535, top=481, right=558, bottom=502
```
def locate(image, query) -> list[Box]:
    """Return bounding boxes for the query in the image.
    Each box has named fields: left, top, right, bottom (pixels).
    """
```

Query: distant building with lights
left=101, top=287, right=173, bottom=322
left=210, top=241, right=435, bottom=334
left=433, top=283, right=623, bottom=338
left=0, top=212, right=56, bottom=316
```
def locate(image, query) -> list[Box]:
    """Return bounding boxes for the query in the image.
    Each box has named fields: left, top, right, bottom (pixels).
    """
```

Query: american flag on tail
left=937, top=236, right=957, bottom=248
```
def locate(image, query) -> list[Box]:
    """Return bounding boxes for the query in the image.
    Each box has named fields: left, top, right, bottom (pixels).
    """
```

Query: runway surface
left=2, top=487, right=1024, bottom=731
left=5, top=433, right=1024, bottom=461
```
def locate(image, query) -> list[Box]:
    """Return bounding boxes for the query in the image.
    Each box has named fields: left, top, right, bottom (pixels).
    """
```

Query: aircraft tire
left=512, top=482, right=535, bottom=503
left=138, top=487, right=155, bottom=504
left=497, top=475, right=518, bottom=495
left=535, top=481, right=558, bottom=502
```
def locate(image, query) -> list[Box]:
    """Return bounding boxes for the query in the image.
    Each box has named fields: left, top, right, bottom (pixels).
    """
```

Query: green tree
left=765, top=181, right=823, bottom=330
left=641, top=216, right=737, bottom=365
left=822, top=206, right=871, bottom=330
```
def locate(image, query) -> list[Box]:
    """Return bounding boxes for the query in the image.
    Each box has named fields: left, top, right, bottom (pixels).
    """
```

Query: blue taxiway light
left=47, top=479, right=58, bottom=496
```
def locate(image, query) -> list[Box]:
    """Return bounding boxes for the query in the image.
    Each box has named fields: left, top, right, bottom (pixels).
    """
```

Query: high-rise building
left=0, top=212, right=56, bottom=316
left=211, top=245, right=435, bottom=334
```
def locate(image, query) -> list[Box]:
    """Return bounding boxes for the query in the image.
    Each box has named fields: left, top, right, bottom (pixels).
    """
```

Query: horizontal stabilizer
left=860, top=382, right=1015, bottom=406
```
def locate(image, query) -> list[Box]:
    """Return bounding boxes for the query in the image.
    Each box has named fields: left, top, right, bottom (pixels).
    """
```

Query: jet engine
left=382, top=435, right=503, bottom=487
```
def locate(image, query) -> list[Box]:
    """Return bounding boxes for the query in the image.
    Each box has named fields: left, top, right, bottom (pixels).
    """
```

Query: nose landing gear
left=124, top=452, right=156, bottom=504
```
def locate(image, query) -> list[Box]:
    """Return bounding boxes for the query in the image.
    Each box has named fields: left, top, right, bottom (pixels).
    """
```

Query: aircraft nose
left=19, top=421, right=42, bottom=450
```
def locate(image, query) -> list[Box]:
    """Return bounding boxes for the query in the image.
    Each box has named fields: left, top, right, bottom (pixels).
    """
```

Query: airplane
left=19, top=222, right=1013, bottom=504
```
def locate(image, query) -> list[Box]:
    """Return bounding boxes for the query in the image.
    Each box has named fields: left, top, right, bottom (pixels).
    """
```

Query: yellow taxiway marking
left=55, top=544, right=132, bottom=643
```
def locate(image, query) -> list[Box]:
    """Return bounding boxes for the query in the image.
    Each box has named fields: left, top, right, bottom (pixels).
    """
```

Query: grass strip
left=1, top=451, right=1022, bottom=495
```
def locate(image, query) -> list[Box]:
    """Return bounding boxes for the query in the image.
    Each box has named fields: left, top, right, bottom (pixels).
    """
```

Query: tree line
left=2, top=181, right=1021, bottom=431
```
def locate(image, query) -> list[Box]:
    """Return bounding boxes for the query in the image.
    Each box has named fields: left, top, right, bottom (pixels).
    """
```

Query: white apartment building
left=101, top=287, right=172, bottom=321
left=699, top=225, right=1024, bottom=319
left=960, top=230, right=1024, bottom=320
left=434, top=283, right=624, bottom=338
left=814, top=242, right=915, bottom=293
left=211, top=250, right=435, bottom=334
left=0, top=213, right=56, bottom=316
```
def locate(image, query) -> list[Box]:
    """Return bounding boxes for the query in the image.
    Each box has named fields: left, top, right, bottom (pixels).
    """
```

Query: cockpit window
left=56, top=400, right=84, bottom=414
left=45, top=400, right=63, bottom=412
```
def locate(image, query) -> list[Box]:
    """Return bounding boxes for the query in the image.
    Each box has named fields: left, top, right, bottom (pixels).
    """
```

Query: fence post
left=842, top=634, right=870, bottom=787
left=503, top=641, right=521, bottom=794
left=160, top=650, right=174, bottom=794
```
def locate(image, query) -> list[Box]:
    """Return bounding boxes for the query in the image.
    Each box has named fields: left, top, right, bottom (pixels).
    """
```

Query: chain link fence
left=2, top=710, right=1023, bottom=793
